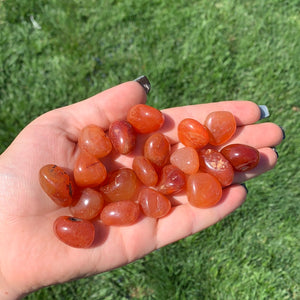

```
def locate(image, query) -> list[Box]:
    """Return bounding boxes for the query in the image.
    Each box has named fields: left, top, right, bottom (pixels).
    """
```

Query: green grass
left=1, top=0, right=299, bottom=299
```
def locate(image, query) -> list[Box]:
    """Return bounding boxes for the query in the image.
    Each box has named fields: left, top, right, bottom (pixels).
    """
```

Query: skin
left=0, top=81, right=283, bottom=299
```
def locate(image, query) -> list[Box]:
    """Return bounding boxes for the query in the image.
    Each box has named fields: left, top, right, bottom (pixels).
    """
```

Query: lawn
left=1, top=0, right=299, bottom=299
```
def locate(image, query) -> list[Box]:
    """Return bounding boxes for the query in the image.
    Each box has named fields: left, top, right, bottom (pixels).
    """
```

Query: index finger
left=34, top=80, right=148, bottom=141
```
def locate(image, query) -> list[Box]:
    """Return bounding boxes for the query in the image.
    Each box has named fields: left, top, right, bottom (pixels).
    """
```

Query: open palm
left=0, top=81, right=283, bottom=299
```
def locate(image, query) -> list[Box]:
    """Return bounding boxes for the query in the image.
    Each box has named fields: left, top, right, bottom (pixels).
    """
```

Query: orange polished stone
left=39, top=164, right=75, bottom=207
left=54, top=216, right=95, bottom=248
left=70, top=188, right=105, bottom=220
left=127, top=104, right=164, bottom=133
left=138, top=187, right=171, bottom=218
left=132, top=156, right=158, bottom=186
left=109, top=120, right=136, bottom=154
left=170, top=147, right=199, bottom=174
left=204, top=111, right=236, bottom=146
left=177, top=118, right=209, bottom=149
left=220, top=143, right=260, bottom=171
left=74, top=151, right=107, bottom=187
left=187, top=172, right=222, bottom=208
left=198, top=148, right=234, bottom=187
left=157, top=165, right=186, bottom=195
left=78, top=125, right=112, bottom=158
left=144, top=133, right=170, bottom=169
left=100, top=168, right=138, bottom=202
left=100, top=201, right=140, bottom=226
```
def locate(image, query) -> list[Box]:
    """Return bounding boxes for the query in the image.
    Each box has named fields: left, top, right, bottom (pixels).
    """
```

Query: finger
left=233, top=147, right=278, bottom=183
left=155, top=184, right=247, bottom=248
left=159, top=101, right=262, bottom=142
left=66, top=81, right=147, bottom=129
left=219, top=123, right=284, bottom=149
left=36, top=81, right=147, bottom=139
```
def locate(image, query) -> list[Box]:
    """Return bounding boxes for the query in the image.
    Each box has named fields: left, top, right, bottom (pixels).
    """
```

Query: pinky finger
left=233, top=147, right=279, bottom=183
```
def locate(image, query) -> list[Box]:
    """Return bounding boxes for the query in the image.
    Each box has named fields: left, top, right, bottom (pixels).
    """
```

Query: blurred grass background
left=1, top=0, right=299, bottom=299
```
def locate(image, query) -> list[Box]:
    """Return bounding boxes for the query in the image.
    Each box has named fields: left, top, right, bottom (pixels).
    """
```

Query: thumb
left=36, top=78, right=149, bottom=137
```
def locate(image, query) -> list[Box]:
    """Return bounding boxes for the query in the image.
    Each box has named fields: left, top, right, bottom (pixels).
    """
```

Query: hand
left=0, top=81, right=283, bottom=299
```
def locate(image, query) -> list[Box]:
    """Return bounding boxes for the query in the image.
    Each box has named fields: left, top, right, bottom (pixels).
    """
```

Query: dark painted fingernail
left=134, top=75, right=151, bottom=94
left=271, top=147, right=279, bottom=158
left=258, top=105, right=270, bottom=120
left=279, top=126, right=286, bottom=140
left=241, top=183, right=248, bottom=194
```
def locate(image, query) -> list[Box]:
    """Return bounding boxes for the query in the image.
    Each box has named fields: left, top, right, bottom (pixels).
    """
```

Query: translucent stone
left=127, top=104, right=164, bottom=133
left=187, top=172, right=222, bottom=208
left=198, top=148, right=234, bottom=187
left=204, top=111, right=236, bottom=146
left=100, top=201, right=140, bottom=226
left=138, top=187, right=171, bottom=218
left=54, top=216, right=95, bottom=248
left=39, top=164, right=75, bottom=207
left=74, top=151, right=107, bottom=187
left=170, top=147, right=199, bottom=174
left=177, top=118, right=209, bottom=149
left=132, top=156, right=158, bottom=186
left=78, top=125, right=112, bottom=158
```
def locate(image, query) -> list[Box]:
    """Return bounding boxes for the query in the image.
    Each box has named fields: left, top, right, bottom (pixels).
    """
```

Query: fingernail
left=134, top=75, right=151, bottom=94
left=258, top=105, right=270, bottom=120
left=241, top=183, right=248, bottom=194
left=271, top=147, right=279, bottom=158
left=279, top=126, right=286, bottom=140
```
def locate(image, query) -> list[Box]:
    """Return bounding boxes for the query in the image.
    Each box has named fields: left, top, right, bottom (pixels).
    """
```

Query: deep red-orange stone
left=100, top=201, right=140, bottom=226
left=198, top=148, right=234, bottom=187
left=100, top=168, right=138, bottom=202
left=109, top=120, right=136, bottom=154
left=74, top=151, right=107, bottom=187
left=177, top=118, right=209, bottom=149
left=220, top=143, right=260, bottom=171
left=138, top=188, right=171, bottom=218
left=53, top=216, right=95, bottom=248
left=144, top=133, right=170, bottom=169
left=127, top=104, right=164, bottom=133
left=39, top=164, right=75, bottom=207
left=204, top=111, right=236, bottom=146
left=70, top=188, right=105, bottom=220
left=78, top=125, right=112, bottom=158
left=157, top=165, right=186, bottom=195
left=170, top=147, right=199, bottom=174
left=187, top=172, right=222, bottom=208
left=132, top=156, right=158, bottom=186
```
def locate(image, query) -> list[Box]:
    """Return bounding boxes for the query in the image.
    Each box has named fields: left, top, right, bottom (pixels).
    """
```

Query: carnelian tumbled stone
left=78, top=125, right=112, bottom=158
left=100, top=168, right=138, bottom=202
left=138, top=188, right=171, bottom=218
left=70, top=188, right=105, bottom=220
left=198, top=148, right=234, bottom=187
left=100, top=201, right=140, bottom=226
left=127, top=104, right=164, bottom=133
left=74, top=151, right=107, bottom=187
left=54, top=216, right=95, bottom=248
left=157, top=165, right=186, bottom=195
left=187, top=172, right=222, bottom=208
left=220, top=143, right=260, bottom=172
left=144, top=133, right=170, bottom=169
left=204, top=111, right=236, bottom=146
left=177, top=118, right=209, bottom=149
left=132, top=156, right=158, bottom=186
left=109, top=120, right=136, bottom=154
left=39, top=164, right=75, bottom=207
left=170, top=147, right=199, bottom=174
